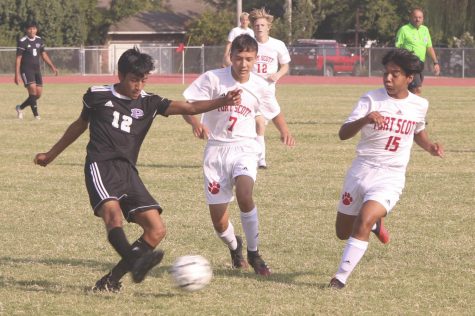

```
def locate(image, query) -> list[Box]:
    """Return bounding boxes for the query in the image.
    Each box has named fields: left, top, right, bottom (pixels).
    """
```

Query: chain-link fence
left=1, top=45, right=474, bottom=78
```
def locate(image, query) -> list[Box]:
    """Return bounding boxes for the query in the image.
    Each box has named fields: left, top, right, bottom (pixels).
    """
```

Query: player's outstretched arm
left=182, top=115, right=209, bottom=139
left=339, top=111, right=384, bottom=140
left=272, top=113, right=295, bottom=147
left=34, top=117, right=88, bottom=167
left=165, top=89, right=241, bottom=116
left=414, top=130, right=444, bottom=158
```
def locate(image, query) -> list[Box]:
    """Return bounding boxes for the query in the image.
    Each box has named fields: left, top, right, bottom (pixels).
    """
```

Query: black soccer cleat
left=230, top=235, right=249, bottom=269
left=131, top=249, right=164, bottom=283
left=329, top=277, right=345, bottom=290
left=247, top=250, right=271, bottom=276
left=92, top=272, right=122, bottom=293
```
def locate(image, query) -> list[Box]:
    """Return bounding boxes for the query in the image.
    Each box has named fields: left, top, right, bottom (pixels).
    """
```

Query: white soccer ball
left=170, top=255, right=213, bottom=292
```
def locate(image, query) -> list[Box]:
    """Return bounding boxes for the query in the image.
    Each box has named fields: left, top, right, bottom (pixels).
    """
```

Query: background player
left=396, top=7, right=440, bottom=95
left=14, top=21, right=58, bottom=120
left=183, top=34, right=294, bottom=276
left=34, top=48, right=241, bottom=292
left=329, top=48, right=444, bottom=289
left=249, top=8, right=291, bottom=168
left=222, top=12, right=254, bottom=67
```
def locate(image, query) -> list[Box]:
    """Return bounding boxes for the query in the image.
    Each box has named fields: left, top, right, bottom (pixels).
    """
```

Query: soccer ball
left=170, top=255, right=213, bottom=291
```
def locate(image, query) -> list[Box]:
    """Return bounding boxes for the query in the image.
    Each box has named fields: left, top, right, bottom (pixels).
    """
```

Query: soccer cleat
left=92, top=272, right=122, bottom=293
left=16, top=105, right=23, bottom=119
left=247, top=250, right=271, bottom=276
left=329, top=277, right=345, bottom=289
left=35, top=116, right=41, bottom=120
left=372, top=218, right=390, bottom=244
left=258, top=160, right=267, bottom=169
left=131, top=249, right=164, bottom=283
left=230, top=235, right=249, bottom=269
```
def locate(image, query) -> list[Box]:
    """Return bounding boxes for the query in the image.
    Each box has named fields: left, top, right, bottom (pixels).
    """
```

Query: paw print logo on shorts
left=342, top=192, right=353, bottom=205
left=208, top=181, right=220, bottom=194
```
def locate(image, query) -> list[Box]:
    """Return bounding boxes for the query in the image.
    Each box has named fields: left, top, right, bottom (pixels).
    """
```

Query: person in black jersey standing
left=34, top=48, right=242, bottom=292
left=14, top=21, right=58, bottom=120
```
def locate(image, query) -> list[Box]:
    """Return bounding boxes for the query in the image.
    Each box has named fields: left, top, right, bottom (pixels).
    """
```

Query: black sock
left=110, top=237, right=154, bottom=281
left=29, top=95, right=39, bottom=116
left=19, top=95, right=32, bottom=109
left=107, top=227, right=133, bottom=262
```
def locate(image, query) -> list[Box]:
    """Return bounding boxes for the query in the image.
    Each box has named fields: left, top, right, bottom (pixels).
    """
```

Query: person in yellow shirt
left=396, top=8, right=440, bottom=95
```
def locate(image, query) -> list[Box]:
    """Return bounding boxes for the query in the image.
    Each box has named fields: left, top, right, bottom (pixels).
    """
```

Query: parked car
left=289, top=39, right=364, bottom=76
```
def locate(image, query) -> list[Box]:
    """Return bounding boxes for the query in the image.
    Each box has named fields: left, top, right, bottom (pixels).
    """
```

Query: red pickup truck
left=289, top=39, right=364, bottom=76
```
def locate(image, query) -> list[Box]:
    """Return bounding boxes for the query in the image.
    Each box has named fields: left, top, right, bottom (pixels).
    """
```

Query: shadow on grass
left=149, top=264, right=318, bottom=287
left=0, top=256, right=111, bottom=270
left=55, top=162, right=202, bottom=169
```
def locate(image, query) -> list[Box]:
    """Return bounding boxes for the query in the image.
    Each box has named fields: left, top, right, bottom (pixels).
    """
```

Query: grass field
left=0, top=82, right=473, bottom=315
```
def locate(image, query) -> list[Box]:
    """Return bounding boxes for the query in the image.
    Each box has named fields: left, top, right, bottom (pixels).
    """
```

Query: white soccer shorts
left=337, top=161, right=405, bottom=216
left=203, top=140, right=260, bottom=204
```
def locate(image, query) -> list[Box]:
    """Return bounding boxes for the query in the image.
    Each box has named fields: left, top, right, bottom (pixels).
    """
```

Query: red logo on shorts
left=342, top=192, right=353, bottom=205
left=208, top=181, right=220, bottom=194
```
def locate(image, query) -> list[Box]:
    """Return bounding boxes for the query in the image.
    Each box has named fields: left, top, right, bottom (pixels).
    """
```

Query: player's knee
left=144, top=226, right=166, bottom=247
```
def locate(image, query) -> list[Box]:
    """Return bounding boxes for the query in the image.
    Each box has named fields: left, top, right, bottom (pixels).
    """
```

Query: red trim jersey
left=253, top=37, right=291, bottom=79
left=183, top=67, right=280, bottom=143
left=345, top=88, right=428, bottom=171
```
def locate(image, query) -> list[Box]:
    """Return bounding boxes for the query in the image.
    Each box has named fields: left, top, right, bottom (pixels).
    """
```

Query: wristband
left=433, top=62, right=439, bottom=65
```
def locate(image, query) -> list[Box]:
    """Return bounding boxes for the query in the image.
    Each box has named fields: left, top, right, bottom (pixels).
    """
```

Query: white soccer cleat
left=16, top=105, right=23, bottom=119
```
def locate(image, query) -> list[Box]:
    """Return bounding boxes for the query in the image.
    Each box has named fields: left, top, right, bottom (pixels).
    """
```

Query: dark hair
left=118, top=47, right=155, bottom=77
left=382, top=49, right=422, bottom=76
left=230, top=34, right=258, bottom=55
left=25, top=21, right=37, bottom=28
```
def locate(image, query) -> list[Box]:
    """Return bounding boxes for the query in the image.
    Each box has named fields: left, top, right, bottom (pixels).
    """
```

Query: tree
left=186, top=10, right=234, bottom=45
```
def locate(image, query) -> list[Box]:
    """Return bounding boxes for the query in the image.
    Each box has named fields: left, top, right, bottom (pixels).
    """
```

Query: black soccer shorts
left=20, top=68, right=43, bottom=87
left=84, top=159, right=162, bottom=222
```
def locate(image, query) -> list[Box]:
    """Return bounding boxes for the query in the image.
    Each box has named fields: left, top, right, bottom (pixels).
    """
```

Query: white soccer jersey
left=183, top=67, right=280, bottom=143
left=253, top=37, right=291, bottom=79
left=345, top=88, right=428, bottom=171
left=227, top=26, right=254, bottom=42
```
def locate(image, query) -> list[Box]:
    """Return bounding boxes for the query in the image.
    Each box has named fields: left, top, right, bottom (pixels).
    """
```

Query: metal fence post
left=201, top=44, right=205, bottom=74
left=368, top=47, right=372, bottom=77
left=462, top=48, right=465, bottom=79
left=80, top=45, right=85, bottom=75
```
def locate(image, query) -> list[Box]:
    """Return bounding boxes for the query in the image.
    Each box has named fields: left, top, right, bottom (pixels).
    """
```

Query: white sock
left=334, top=237, right=368, bottom=284
left=241, top=207, right=259, bottom=251
left=256, top=135, right=266, bottom=162
left=216, top=221, right=237, bottom=250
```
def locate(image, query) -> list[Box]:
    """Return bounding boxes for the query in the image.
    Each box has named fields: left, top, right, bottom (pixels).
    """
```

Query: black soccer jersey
left=81, top=85, right=172, bottom=165
left=16, top=36, right=45, bottom=71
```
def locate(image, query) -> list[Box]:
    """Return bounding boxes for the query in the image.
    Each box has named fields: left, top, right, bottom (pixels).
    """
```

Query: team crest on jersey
left=36, top=43, right=41, bottom=48
left=131, top=108, right=144, bottom=119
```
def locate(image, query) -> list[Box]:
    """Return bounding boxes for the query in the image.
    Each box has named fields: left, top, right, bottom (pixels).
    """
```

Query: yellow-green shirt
left=395, top=23, right=433, bottom=62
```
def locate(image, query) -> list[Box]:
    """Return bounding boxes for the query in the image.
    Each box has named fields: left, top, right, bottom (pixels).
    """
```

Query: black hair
left=230, top=34, right=258, bottom=56
left=382, top=49, right=422, bottom=76
left=25, top=21, right=37, bottom=28
left=117, top=47, right=155, bottom=77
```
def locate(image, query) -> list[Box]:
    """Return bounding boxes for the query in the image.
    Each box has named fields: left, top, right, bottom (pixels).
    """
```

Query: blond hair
left=249, top=8, right=274, bottom=25
left=240, top=12, right=249, bottom=19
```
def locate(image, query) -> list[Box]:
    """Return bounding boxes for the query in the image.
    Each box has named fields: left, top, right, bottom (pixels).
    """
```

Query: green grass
left=0, top=83, right=474, bottom=315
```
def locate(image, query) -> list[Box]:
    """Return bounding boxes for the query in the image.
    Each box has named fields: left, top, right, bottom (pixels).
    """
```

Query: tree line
left=0, top=0, right=473, bottom=47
